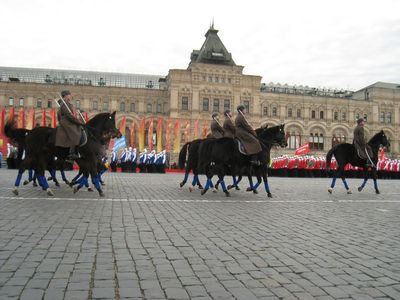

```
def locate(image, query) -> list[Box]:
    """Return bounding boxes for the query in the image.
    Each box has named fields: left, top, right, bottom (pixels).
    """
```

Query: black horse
left=178, top=139, right=205, bottom=191
left=6, top=112, right=118, bottom=196
left=197, top=124, right=287, bottom=197
left=326, top=130, right=389, bottom=194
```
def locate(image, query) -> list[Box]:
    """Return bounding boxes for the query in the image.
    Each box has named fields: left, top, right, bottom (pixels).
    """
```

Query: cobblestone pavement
left=0, top=169, right=399, bottom=300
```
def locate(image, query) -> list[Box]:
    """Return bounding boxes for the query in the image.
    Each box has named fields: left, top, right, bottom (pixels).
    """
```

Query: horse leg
left=214, top=178, right=221, bottom=191
left=13, top=168, right=26, bottom=196
left=358, top=168, right=368, bottom=192
left=91, top=169, right=104, bottom=197
left=36, top=166, right=54, bottom=196
left=180, top=170, right=189, bottom=188
left=70, top=170, right=82, bottom=187
left=251, top=173, right=262, bottom=194
left=340, top=169, right=351, bottom=194
left=23, top=169, right=34, bottom=186
left=217, top=173, right=230, bottom=197
left=60, top=169, right=70, bottom=185
left=73, top=174, right=85, bottom=194
left=372, top=168, right=380, bottom=194
left=263, top=173, right=272, bottom=198
left=49, top=169, right=60, bottom=187
left=195, top=174, right=204, bottom=189
left=246, top=175, right=255, bottom=192
left=200, top=177, right=212, bottom=195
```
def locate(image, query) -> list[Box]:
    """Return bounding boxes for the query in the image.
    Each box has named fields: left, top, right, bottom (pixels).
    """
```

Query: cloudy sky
left=1, top=0, right=399, bottom=91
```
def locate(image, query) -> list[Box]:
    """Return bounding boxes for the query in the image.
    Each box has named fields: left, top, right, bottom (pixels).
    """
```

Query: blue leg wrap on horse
left=15, top=172, right=23, bottom=187
left=61, top=170, right=67, bottom=181
left=220, top=180, right=227, bottom=192
left=253, top=182, right=260, bottom=190
left=28, top=169, right=33, bottom=181
left=204, top=178, right=211, bottom=190
left=342, top=178, right=349, bottom=190
left=264, top=181, right=271, bottom=193
left=191, top=176, right=197, bottom=186
left=182, top=172, right=189, bottom=184
left=50, top=170, right=56, bottom=179
left=93, top=176, right=101, bottom=190
left=84, top=177, right=89, bottom=188
left=194, top=175, right=200, bottom=185
left=38, top=175, right=49, bottom=189
left=361, top=179, right=367, bottom=188
left=373, top=179, right=378, bottom=190
left=330, top=177, right=337, bottom=188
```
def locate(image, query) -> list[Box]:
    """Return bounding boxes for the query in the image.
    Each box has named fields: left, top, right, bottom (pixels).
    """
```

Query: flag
left=113, top=136, right=126, bottom=151
left=173, top=119, right=181, bottom=153
left=26, top=108, right=35, bottom=130
left=295, top=143, right=310, bottom=155
left=50, top=109, right=57, bottom=128
left=17, top=108, right=25, bottom=128
left=193, top=119, right=199, bottom=139
left=108, top=139, right=115, bottom=151
left=156, top=117, right=163, bottom=152
left=165, top=119, right=171, bottom=152
left=7, top=107, right=15, bottom=123
left=138, top=117, right=145, bottom=151
left=0, top=108, right=5, bottom=134
left=119, top=116, right=126, bottom=136
left=130, top=122, right=135, bottom=148
left=184, top=121, right=190, bottom=143
left=201, top=120, right=208, bottom=139
left=380, top=147, right=385, bottom=161
left=147, top=119, right=154, bottom=150
left=41, top=109, right=47, bottom=126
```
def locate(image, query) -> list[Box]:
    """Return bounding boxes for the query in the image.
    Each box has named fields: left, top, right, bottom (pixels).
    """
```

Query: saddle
left=235, top=139, right=247, bottom=155
left=79, top=129, right=88, bottom=147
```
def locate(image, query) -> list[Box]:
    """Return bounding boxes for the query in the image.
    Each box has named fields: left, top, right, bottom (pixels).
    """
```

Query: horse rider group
left=209, top=105, right=262, bottom=165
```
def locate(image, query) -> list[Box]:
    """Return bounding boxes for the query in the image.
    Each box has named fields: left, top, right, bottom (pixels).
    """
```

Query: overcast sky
left=1, top=0, right=399, bottom=91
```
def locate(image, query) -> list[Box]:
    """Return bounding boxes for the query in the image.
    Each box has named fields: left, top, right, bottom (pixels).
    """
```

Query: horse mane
left=368, top=130, right=384, bottom=145
left=257, top=124, right=281, bottom=139
left=87, top=112, right=111, bottom=127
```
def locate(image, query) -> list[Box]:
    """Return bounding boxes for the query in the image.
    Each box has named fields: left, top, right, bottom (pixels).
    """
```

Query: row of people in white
left=111, top=148, right=167, bottom=165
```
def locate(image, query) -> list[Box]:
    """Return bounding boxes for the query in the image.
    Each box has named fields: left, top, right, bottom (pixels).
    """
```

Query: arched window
left=92, top=101, right=98, bottom=110
left=380, top=112, right=385, bottom=123
left=263, top=106, right=268, bottom=116
left=120, top=101, right=125, bottom=112
left=36, top=99, right=42, bottom=108
left=287, top=108, right=293, bottom=118
left=8, top=97, right=14, bottom=106
left=147, top=103, right=152, bottom=113
left=319, top=111, right=324, bottom=119
left=103, top=101, right=109, bottom=111
left=19, top=97, right=24, bottom=107
left=272, top=107, right=277, bottom=117
left=130, top=102, right=135, bottom=112
left=386, top=112, right=392, bottom=124
left=309, top=131, right=324, bottom=150
left=333, top=111, right=338, bottom=121
left=286, top=129, right=301, bottom=149
left=296, top=109, right=301, bottom=118
left=341, top=112, right=346, bottom=121
left=311, top=110, right=316, bottom=119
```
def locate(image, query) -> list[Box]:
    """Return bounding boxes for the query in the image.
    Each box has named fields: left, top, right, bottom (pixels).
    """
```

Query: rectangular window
left=93, top=101, right=98, bottom=110
left=75, top=100, right=80, bottom=109
left=380, top=112, right=385, bottom=123
left=272, top=107, right=277, bottom=117
left=130, top=102, right=135, bottom=112
left=181, top=97, right=188, bottom=111
left=147, top=103, right=152, bottom=113
left=364, top=114, right=368, bottom=122
left=287, top=108, right=292, bottom=118
left=8, top=97, right=14, bottom=106
left=334, top=112, right=338, bottom=121
left=320, top=111, right=324, bottom=119
left=244, top=101, right=250, bottom=113
left=223, top=99, right=230, bottom=112
left=47, top=100, right=52, bottom=108
left=19, top=97, right=24, bottom=106
left=213, top=99, right=219, bottom=112
left=263, top=107, right=268, bottom=116
left=103, top=101, right=109, bottom=111
left=341, top=112, right=346, bottom=121
left=311, top=110, right=316, bottom=119
left=36, top=99, right=42, bottom=108
left=120, top=102, right=125, bottom=112
left=157, top=103, right=162, bottom=113
left=202, top=98, right=209, bottom=111
left=386, top=112, right=392, bottom=124
left=297, top=109, right=301, bottom=118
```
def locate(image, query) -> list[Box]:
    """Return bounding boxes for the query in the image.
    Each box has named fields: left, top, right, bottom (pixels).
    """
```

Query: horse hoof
left=358, top=187, right=363, bottom=192
left=347, top=190, right=352, bottom=194
left=227, top=185, right=233, bottom=190
left=33, top=182, right=38, bottom=187
left=100, top=182, right=105, bottom=186
left=267, top=193, right=273, bottom=198
left=64, top=180, right=70, bottom=185
left=12, top=188, right=19, bottom=196
left=99, top=191, right=105, bottom=197
left=201, top=189, right=207, bottom=196
left=179, top=182, right=184, bottom=188
left=246, top=187, right=252, bottom=192
left=47, top=189, right=54, bottom=196
left=328, top=188, right=333, bottom=194
left=376, top=190, right=380, bottom=194
left=212, top=188, right=218, bottom=193
left=253, top=189, right=258, bottom=194
left=73, top=187, right=79, bottom=194
left=23, top=180, right=29, bottom=186
left=55, top=182, right=60, bottom=187
left=189, top=186, right=193, bottom=193
left=235, top=186, right=240, bottom=191
left=224, top=191, right=230, bottom=197
left=198, top=184, right=204, bottom=190
left=88, top=187, right=94, bottom=192
left=47, top=176, right=52, bottom=181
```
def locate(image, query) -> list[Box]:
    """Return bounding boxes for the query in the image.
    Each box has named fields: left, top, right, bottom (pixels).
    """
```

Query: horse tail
left=178, top=142, right=190, bottom=169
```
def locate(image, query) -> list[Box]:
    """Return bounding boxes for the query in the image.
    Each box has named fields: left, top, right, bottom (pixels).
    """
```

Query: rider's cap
left=61, top=90, right=71, bottom=98
left=224, top=109, right=231, bottom=117
left=211, top=112, right=219, bottom=118
left=357, top=118, right=365, bottom=124
left=237, top=104, right=245, bottom=112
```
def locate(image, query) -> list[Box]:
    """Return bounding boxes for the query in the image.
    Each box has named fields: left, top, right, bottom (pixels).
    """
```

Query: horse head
left=87, top=111, right=119, bottom=138
left=257, top=124, right=287, bottom=148
left=369, top=130, right=389, bottom=150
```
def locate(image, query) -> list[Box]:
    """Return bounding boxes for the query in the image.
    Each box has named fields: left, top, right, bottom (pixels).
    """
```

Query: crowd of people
left=110, top=147, right=168, bottom=173
left=270, top=155, right=400, bottom=179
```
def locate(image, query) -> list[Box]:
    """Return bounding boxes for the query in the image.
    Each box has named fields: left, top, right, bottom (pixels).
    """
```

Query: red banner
left=82, top=111, right=89, bottom=123
left=193, top=119, right=199, bottom=140
left=130, top=122, right=135, bottom=148
left=147, top=119, right=154, bottom=150
left=50, top=109, right=57, bottom=128
left=0, top=108, right=5, bottom=134
left=8, top=107, right=15, bottom=123
left=156, top=117, right=163, bottom=152
left=184, top=121, right=190, bottom=143
left=165, top=119, right=171, bottom=152
left=380, top=147, right=386, bottom=161
left=118, top=116, right=126, bottom=136
left=201, top=120, right=208, bottom=139
left=17, top=108, right=25, bottom=128
left=26, top=108, right=35, bottom=130
left=173, top=119, right=181, bottom=153
left=41, top=109, right=47, bottom=126
left=138, top=117, right=145, bottom=151
left=295, top=143, right=310, bottom=155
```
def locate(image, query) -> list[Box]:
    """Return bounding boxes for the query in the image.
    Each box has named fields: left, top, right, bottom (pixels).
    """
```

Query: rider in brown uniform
left=353, top=118, right=373, bottom=166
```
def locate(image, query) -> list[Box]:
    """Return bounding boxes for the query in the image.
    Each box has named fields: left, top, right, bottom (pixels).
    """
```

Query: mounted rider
left=222, top=109, right=236, bottom=138
left=55, top=90, right=85, bottom=160
left=353, top=118, right=373, bottom=167
left=234, top=104, right=262, bottom=165
left=210, top=112, right=224, bottom=138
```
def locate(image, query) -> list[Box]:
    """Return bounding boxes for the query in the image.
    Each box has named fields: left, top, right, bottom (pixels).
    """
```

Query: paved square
left=0, top=169, right=399, bottom=299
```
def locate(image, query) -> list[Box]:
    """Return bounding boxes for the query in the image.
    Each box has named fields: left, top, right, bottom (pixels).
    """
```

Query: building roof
left=0, top=66, right=163, bottom=89
left=356, top=81, right=400, bottom=91
left=190, top=25, right=236, bottom=66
